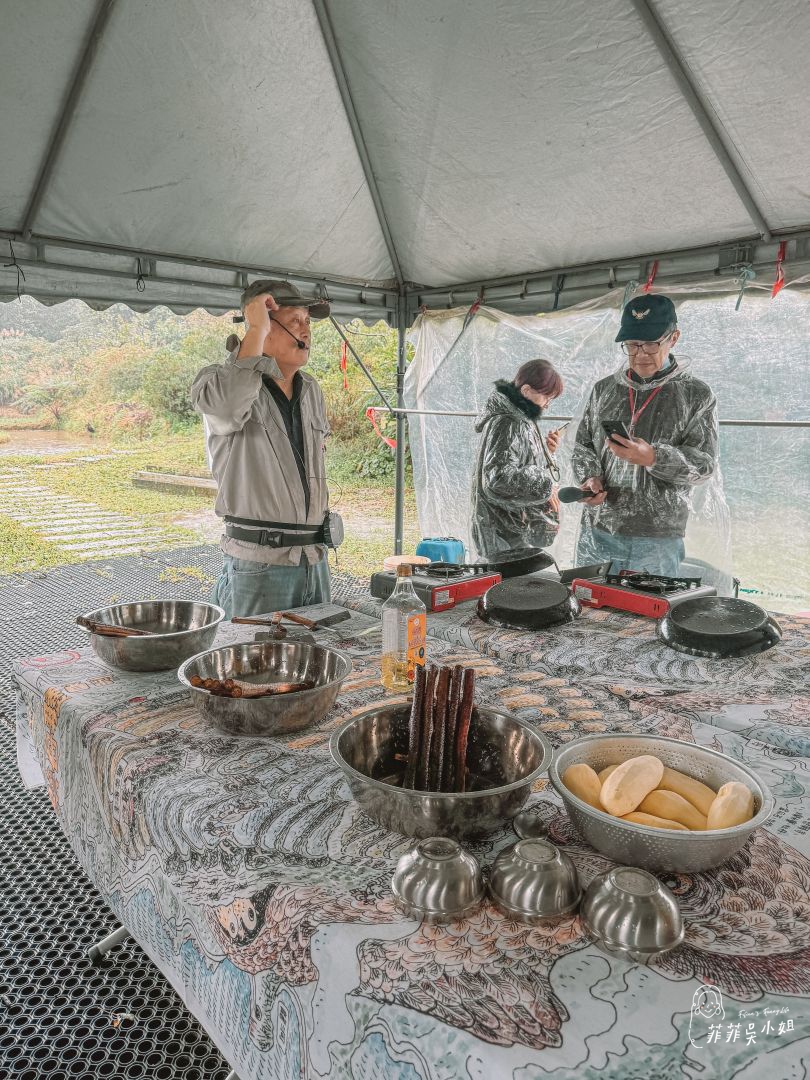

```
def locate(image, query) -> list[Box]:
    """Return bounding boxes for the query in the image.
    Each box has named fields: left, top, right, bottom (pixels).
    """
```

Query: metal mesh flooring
left=0, top=725, right=233, bottom=1079
left=0, top=544, right=223, bottom=728
left=0, top=545, right=234, bottom=1077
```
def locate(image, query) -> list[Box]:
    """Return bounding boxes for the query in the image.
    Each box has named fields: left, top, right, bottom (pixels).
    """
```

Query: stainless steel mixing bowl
left=549, top=733, right=774, bottom=872
left=80, top=600, right=224, bottom=672
left=178, top=639, right=352, bottom=736
left=392, top=837, right=485, bottom=922
left=330, top=702, right=552, bottom=839
left=581, top=866, right=684, bottom=964
left=513, top=808, right=549, bottom=840
left=489, top=838, right=581, bottom=922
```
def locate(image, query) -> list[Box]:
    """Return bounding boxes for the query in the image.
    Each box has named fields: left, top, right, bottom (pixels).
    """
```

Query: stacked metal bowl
left=390, top=832, right=685, bottom=964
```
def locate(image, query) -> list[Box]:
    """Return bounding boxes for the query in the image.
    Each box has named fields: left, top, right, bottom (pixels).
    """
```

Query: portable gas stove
left=370, top=562, right=502, bottom=612
left=569, top=568, right=717, bottom=618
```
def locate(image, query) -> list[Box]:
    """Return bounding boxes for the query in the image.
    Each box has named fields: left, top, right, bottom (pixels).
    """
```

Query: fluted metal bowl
left=489, top=838, right=581, bottom=922
left=581, top=866, right=684, bottom=963
left=178, top=639, right=352, bottom=736
left=80, top=600, right=224, bottom=672
left=549, top=733, right=774, bottom=872
left=331, top=702, right=552, bottom=839
left=392, top=837, right=484, bottom=922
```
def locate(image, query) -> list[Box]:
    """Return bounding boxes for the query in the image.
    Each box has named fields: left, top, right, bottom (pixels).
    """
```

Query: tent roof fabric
left=1, top=0, right=809, bottom=315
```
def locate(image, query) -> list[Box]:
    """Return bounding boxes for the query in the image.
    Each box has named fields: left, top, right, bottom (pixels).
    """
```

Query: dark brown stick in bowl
left=455, top=669, right=476, bottom=793
left=76, top=616, right=149, bottom=637
left=404, top=664, right=426, bottom=790
left=442, top=665, right=463, bottom=791
left=416, top=667, right=438, bottom=790
left=430, top=667, right=450, bottom=790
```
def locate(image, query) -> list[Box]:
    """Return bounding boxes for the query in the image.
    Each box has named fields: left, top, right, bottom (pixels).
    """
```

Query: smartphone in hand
left=602, top=419, right=630, bottom=442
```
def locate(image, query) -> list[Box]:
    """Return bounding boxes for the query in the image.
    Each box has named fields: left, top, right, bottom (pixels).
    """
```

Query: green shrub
left=355, top=440, right=397, bottom=479
left=142, top=350, right=201, bottom=425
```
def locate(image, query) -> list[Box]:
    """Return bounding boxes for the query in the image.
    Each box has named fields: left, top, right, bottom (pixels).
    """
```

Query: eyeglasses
left=621, top=333, right=673, bottom=356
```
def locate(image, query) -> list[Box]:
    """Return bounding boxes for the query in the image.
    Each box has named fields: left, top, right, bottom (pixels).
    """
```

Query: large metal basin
left=80, top=600, right=224, bottom=672
left=331, top=702, right=551, bottom=839
left=178, top=639, right=352, bottom=736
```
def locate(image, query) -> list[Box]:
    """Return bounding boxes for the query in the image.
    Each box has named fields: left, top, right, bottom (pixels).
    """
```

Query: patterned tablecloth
left=14, top=598, right=810, bottom=1080
left=332, top=575, right=810, bottom=693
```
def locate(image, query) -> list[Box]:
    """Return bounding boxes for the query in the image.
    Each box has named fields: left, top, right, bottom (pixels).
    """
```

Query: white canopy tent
left=1, top=0, right=809, bottom=546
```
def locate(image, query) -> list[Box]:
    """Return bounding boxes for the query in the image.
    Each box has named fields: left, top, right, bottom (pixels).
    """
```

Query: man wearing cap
left=572, top=294, right=719, bottom=577
left=192, top=281, right=335, bottom=618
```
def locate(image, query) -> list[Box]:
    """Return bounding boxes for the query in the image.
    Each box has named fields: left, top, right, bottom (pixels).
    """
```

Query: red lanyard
left=627, top=383, right=662, bottom=434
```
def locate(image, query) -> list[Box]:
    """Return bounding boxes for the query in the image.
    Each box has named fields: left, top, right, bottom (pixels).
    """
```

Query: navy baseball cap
left=615, top=294, right=677, bottom=342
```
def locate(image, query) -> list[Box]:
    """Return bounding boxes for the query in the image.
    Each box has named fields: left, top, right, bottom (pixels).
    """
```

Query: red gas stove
left=570, top=569, right=716, bottom=618
left=370, top=562, right=502, bottom=612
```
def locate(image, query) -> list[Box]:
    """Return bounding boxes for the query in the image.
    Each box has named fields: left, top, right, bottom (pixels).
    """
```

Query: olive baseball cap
left=240, top=279, right=330, bottom=320
left=615, top=294, right=677, bottom=342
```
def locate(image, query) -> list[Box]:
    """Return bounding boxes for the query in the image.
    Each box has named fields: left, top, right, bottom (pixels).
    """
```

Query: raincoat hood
left=475, top=379, right=542, bottom=432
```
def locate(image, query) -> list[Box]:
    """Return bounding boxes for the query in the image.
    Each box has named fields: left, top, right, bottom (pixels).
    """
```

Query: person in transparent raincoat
left=572, top=294, right=719, bottom=577
left=470, top=358, right=564, bottom=559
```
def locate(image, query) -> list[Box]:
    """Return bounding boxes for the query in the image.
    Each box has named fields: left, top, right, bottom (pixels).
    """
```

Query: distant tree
left=18, top=381, right=74, bottom=422
left=0, top=361, right=23, bottom=405
left=77, top=344, right=153, bottom=404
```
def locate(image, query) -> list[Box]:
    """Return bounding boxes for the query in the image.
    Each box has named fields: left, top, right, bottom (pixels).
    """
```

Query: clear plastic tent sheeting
left=404, top=282, right=810, bottom=612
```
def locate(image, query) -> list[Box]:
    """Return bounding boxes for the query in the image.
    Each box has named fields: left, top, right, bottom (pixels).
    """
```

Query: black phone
left=602, top=419, right=630, bottom=442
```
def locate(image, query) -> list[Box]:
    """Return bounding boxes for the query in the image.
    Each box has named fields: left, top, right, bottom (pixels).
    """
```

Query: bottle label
left=406, top=613, right=427, bottom=681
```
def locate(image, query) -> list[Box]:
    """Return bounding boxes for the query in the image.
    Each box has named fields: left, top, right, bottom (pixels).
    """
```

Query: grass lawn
left=0, top=517, right=65, bottom=574
left=0, top=432, right=420, bottom=578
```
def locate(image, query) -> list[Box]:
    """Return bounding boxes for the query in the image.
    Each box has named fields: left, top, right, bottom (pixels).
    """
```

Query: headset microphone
left=231, top=306, right=308, bottom=349
left=270, top=315, right=308, bottom=350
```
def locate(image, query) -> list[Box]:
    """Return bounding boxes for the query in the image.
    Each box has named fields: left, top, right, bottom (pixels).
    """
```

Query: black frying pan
left=426, top=547, right=556, bottom=580
left=657, top=596, right=781, bottom=658
left=477, top=577, right=581, bottom=630
left=488, top=546, right=557, bottom=578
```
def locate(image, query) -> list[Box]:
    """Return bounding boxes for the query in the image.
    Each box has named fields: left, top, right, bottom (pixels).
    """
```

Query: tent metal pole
left=328, top=317, right=394, bottom=412
left=0, top=229, right=398, bottom=305
left=407, top=225, right=810, bottom=307
left=312, top=0, right=405, bottom=286
left=21, top=0, right=118, bottom=239
left=393, top=292, right=408, bottom=554
left=412, top=230, right=810, bottom=302
left=0, top=254, right=250, bottom=295
left=368, top=407, right=810, bottom=429
left=629, top=0, right=772, bottom=242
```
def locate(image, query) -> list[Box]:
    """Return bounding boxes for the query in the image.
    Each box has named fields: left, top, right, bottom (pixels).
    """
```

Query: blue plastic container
left=416, top=537, right=465, bottom=564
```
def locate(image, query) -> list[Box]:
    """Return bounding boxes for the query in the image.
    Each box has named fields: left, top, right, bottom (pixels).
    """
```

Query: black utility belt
left=225, top=512, right=344, bottom=549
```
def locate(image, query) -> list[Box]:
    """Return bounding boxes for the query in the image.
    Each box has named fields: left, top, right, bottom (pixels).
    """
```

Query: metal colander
left=548, top=733, right=774, bottom=873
